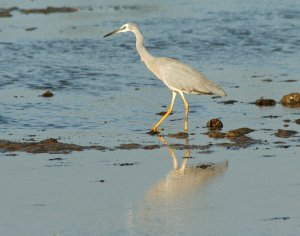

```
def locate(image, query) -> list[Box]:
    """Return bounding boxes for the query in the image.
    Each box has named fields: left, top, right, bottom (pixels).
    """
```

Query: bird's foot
left=147, top=129, right=161, bottom=136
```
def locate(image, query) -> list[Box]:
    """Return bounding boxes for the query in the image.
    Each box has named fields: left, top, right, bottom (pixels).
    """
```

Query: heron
left=104, top=23, right=226, bottom=134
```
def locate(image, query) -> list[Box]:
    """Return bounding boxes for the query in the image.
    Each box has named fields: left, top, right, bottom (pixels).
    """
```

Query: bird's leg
left=159, top=135, right=179, bottom=169
left=180, top=139, right=190, bottom=172
left=179, top=92, right=189, bottom=133
left=151, top=91, right=177, bottom=132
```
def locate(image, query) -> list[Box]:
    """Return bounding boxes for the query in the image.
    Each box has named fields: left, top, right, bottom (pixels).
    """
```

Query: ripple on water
left=0, top=0, right=299, bottom=145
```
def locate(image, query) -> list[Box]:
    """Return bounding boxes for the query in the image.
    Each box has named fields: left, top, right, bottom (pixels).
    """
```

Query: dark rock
left=205, top=131, right=226, bottom=139
left=42, top=90, right=54, bottom=97
left=5, top=153, right=18, bottom=156
left=273, top=141, right=286, bottom=144
left=295, top=119, right=300, bottom=125
left=215, top=127, right=259, bottom=149
left=218, top=100, right=238, bottom=105
left=169, top=143, right=211, bottom=151
left=20, top=6, right=79, bottom=14
left=207, top=118, right=223, bottom=130
left=89, top=145, right=108, bottom=151
left=263, top=217, right=290, bottom=221
left=113, top=162, right=139, bottom=166
left=0, top=138, right=83, bottom=154
left=280, top=92, right=300, bottom=108
left=226, top=127, right=255, bottom=138
left=0, top=9, right=12, bottom=17
left=274, top=129, right=297, bottom=138
left=276, top=145, right=290, bottom=148
left=90, top=179, right=105, bottom=183
left=25, top=27, right=37, bottom=31
left=117, top=143, right=141, bottom=150
left=255, top=98, right=276, bottom=106
left=218, top=135, right=258, bottom=149
left=262, top=154, right=276, bottom=158
left=48, top=157, right=64, bottom=161
left=262, top=79, right=273, bottom=82
left=282, top=80, right=297, bottom=83
left=142, top=144, right=160, bottom=150
left=262, top=115, right=281, bottom=119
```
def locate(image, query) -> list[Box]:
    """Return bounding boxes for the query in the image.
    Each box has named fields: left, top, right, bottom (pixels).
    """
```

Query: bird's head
left=103, top=23, right=137, bottom=37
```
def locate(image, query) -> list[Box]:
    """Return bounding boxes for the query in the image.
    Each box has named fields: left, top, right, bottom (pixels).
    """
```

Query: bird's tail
left=210, top=83, right=227, bottom=96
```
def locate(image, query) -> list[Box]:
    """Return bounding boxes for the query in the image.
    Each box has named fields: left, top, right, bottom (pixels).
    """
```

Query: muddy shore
left=1, top=124, right=298, bottom=154
left=0, top=6, right=78, bottom=17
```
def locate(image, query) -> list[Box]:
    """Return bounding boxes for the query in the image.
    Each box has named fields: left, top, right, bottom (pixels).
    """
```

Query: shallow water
left=1, top=0, right=299, bottom=146
left=0, top=0, right=300, bottom=235
left=1, top=146, right=300, bottom=236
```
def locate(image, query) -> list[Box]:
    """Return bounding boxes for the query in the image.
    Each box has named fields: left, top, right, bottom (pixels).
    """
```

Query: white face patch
left=119, top=24, right=129, bottom=32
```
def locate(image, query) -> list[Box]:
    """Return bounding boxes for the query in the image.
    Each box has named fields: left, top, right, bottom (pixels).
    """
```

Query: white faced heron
left=104, top=23, right=226, bottom=134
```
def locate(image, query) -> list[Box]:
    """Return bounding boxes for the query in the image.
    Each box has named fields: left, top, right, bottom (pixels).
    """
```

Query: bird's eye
left=120, top=26, right=126, bottom=30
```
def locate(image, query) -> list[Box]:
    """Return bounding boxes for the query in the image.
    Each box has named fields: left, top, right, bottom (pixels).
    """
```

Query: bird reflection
left=137, top=136, right=228, bottom=234
left=145, top=135, right=228, bottom=201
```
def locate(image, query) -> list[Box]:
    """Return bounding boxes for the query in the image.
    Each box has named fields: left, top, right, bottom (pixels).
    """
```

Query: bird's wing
left=156, top=57, right=226, bottom=96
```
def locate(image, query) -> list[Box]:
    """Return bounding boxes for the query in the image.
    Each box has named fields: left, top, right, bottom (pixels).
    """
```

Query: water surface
left=0, top=0, right=300, bottom=235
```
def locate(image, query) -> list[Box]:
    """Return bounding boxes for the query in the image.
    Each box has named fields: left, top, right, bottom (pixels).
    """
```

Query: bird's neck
left=133, top=28, right=154, bottom=63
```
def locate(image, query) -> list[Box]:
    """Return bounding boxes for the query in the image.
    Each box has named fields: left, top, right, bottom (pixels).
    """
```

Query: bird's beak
left=103, top=28, right=120, bottom=38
